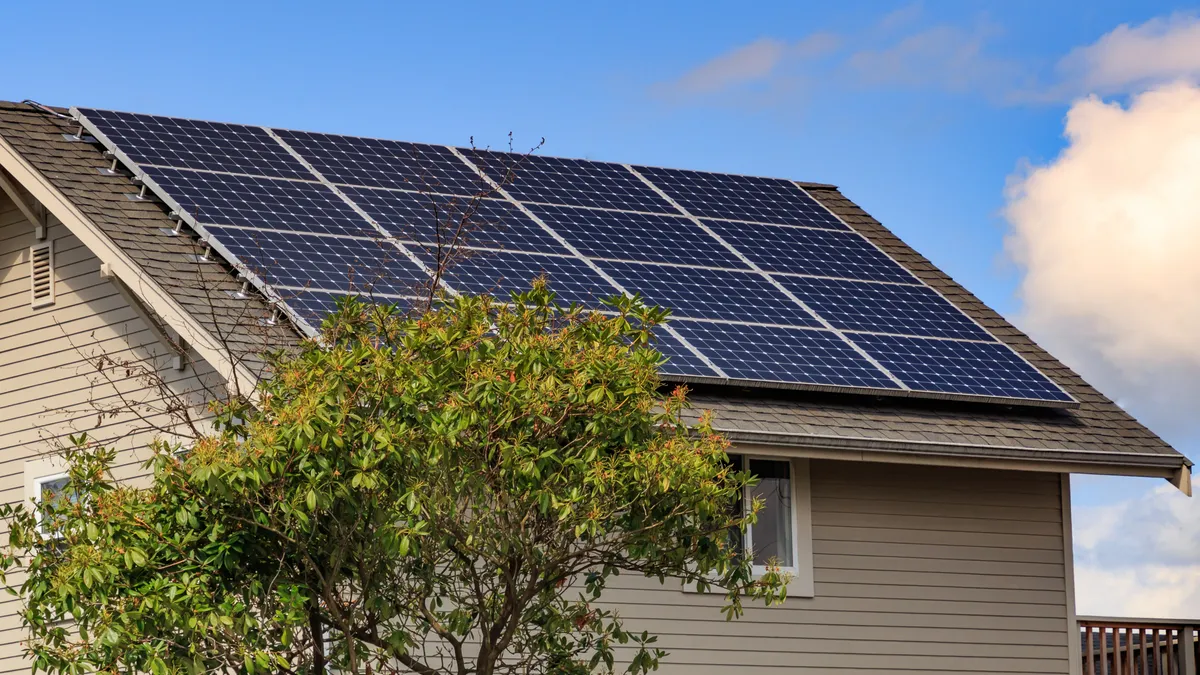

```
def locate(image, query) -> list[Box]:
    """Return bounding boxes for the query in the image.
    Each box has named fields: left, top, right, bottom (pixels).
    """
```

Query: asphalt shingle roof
left=0, top=101, right=1185, bottom=472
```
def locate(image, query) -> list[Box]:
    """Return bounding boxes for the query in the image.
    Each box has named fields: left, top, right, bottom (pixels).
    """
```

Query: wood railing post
left=1180, top=626, right=1196, bottom=675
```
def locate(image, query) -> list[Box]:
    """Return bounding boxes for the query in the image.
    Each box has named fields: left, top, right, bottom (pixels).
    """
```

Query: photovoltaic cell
left=430, top=251, right=621, bottom=307
left=597, top=261, right=820, bottom=327
left=704, top=219, right=916, bottom=283
left=634, top=165, right=847, bottom=229
left=851, top=333, right=1072, bottom=402
left=145, top=167, right=375, bottom=237
left=342, top=188, right=568, bottom=254
left=528, top=203, right=745, bottom=267
left=275, top=129, right=490, bottom=195
left=779, top=276, right=993, bottom=341
left=474, top=151, right=676, bottom=213
left=670, top=321, right=900, bottom=389
left=283, top=289, right=420, bottom=328
left=207, top=226, right=432, bottom=296
left=650, top=328, right=722, bottom=378
left=78, top=108, right=311, bottom=180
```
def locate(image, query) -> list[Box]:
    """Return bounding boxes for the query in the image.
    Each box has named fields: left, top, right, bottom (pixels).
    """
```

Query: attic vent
left=30, top=242, right=54, bottom=308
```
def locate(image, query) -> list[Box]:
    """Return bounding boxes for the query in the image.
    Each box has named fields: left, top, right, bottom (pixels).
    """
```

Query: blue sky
left=4, top=1, right=1199, bottom=616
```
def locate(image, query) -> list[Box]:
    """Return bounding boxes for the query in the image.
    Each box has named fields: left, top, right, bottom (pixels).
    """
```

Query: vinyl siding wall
left=0, top=194, right=220, bottom=672
left=0, top=193, right=1072, bottom=675
left=597, top=460, right=1069, bottom=675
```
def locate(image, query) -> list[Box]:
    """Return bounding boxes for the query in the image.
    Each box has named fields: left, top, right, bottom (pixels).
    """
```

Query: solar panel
left=528, top=204, right=747, bottom=268
left=427, top=250, right=621, bottom=308
left=598, top=261, right=821, bottom=327
left=208, top=226, right=431, bottom=296
left=670, top=321, right=900, bottom=389
left=274, top=129, right=490, bottom=195
left=703, top=219, right=915, bottom=283
left=474, top=151, right=676, bottom=213
left=75, top=107, right=1076, bottom=408
left=80, top=108, right=311, bottom=180
left=633, top=165, right=847, bottom=229
left=284, top=289, right=420, bottom=329
left=343, top=188, right=569, bottom=254
left=779, top=276, right=993, bottom=341
left=851, top=333, right=1074, bottom=402
left=144, top=167, right=376, bottom=237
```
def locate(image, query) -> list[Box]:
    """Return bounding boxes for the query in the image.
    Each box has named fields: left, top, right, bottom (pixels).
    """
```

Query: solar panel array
left=74, top=107, right=1075, bottom=407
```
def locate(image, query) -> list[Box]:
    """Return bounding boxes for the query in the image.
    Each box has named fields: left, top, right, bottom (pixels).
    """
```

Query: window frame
left=32, top=471, right=71, bottom=538
left=683, top=454, right=814, bottom=598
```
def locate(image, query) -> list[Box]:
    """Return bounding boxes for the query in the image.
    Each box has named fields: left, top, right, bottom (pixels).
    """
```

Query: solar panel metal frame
left=73, top=107, right=1079, bottom=409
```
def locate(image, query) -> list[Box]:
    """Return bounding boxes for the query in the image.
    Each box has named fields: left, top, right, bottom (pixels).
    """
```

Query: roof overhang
left=726, top=432, right=1193, bottom=495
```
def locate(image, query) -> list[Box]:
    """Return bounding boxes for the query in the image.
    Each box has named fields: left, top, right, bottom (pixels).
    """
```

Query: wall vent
left=30, top=241, right=54, bottom=308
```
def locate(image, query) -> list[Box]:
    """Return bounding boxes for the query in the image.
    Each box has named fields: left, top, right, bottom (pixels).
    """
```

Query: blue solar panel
left=145, top=167, right=375, bottom=237
left=428, top=251, right=621, bottom=307
left=275, top=129, right=490, bottom=195
left=284, top=289, right=419, bottom=328
left=342, top=188, right=569, bottom=254
left=77, top=107, right=1076, bottom=407
left=779, top=276, right=994, bottom=341
left=78, top=108, right=311, bottom=180
left=633, top=165, right=847, bottom=229
left=208, top=226, right=431, bottom=296
left=473, top=152, right=676, bottom=213
left=670, top=321, right=900, bottom=389
left=850, top=334, right=1072, bottom=402
left=703, top=219, right=915, bottom=283
left=597, top=261, right=821, bottom=327
left=528, top=203, right=746, bottom=267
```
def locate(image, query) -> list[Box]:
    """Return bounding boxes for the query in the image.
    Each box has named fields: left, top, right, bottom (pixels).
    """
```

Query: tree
left=1, top=285, right=787, bottom=675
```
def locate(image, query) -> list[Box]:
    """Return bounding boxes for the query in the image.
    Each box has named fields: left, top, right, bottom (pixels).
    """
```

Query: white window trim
left=684, top=456, right=814, bottom=598
left=25, top=456, right=68, bottom=538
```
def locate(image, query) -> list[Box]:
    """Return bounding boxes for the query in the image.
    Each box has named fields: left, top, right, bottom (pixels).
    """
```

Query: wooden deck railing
left=1079, top=617, right=1199, bottom=675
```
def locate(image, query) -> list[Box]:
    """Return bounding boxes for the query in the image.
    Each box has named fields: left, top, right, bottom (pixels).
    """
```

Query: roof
left=0, top=101, right=1187, bottom=482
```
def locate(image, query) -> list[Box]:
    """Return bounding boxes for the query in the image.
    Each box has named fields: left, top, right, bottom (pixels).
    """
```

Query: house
left=0, top=100, right=1193, bottom=675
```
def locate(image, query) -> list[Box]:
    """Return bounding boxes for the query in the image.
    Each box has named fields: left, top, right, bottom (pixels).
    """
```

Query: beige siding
left=597, top=460, right=1070, bottom=674
left=0, top=195, right=222, bottom=668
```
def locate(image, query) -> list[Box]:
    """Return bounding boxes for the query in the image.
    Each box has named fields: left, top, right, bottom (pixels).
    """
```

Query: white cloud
left=1074, top=484, right=1200, bottom=618
left=1003, top=82, right=1200, bottom=433
left=1052, top=13, right=1200, bottom=99
left=846, top=21, right=1019, bottom=96
left=652, top=34, right=838, bottom=101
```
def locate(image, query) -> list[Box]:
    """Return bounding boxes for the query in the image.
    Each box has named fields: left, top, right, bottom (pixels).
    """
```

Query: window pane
left=37, top=476, right=72, bottom=536
left=726, top=454, right=745, bottom=557
left=748, top=459, right=792, bottom=567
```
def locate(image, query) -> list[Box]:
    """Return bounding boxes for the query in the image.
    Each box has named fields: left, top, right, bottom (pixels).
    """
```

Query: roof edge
left=722, top=427, right=1191, bottom=477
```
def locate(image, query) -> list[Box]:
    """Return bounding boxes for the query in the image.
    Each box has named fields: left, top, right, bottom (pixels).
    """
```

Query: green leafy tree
left=0, top=284, right=786, bottom=675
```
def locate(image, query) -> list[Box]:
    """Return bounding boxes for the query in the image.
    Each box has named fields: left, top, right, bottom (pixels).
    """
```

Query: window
left=33, top=472, right=72, bottom=537
left=30, top=241, right=54, bottom=308
left=727, top=454, right=814, bottom=597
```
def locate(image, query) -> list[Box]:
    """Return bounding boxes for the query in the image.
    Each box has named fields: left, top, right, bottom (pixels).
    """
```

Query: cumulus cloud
left=1074, top=484, right=1200, bottom=618
left=1003, top=82, right=1200, bottom=433
left=1049, top=13, right=1200, bottom=100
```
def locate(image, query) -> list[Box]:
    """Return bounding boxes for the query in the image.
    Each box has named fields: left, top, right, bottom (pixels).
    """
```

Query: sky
left=2, top=0, right=1199, bottom=618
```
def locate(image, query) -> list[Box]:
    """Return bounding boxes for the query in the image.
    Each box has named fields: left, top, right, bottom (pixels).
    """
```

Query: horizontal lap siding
left=0, top=201, right=222, bottom=669
left=597, top=460, right=1069, bottom=674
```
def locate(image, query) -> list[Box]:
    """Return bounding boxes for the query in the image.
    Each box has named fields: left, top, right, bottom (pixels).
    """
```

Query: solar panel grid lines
left=273, top=128, right=492, bottom=195
left=851, top=333, right=1075, bottom=402
left=669, top=321, right=902, bottom=389
left=596, top=260, right=823, bottom=327
left=779, top=276, right=997, bottom=342
left=343, top=187, right=570, bottom=254
left=76, top=108, right=314, bottom=180
left=527, top=203, right=748, bottom=268
left=74, top=107, right=1078, bottom=407
left=632, top=164, right=848, bottom=230
left=445, top=145, right=732, bottom=379
left=262, top=127, right=459, bottom=299
left=471, top=150, right=678, bottom=213
left=622, top=163, right=910, bottom=391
